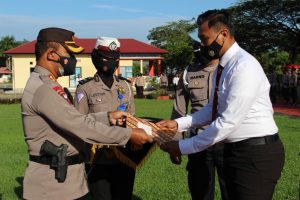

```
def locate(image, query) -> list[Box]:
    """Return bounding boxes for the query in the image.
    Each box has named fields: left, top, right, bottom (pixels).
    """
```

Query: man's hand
left=160, top=141, right=181, bottom=158
left=108, top=110, right=128, bottom=126
left=169, top=155, right=182, bottom=165
left=130, top=128, right=153, bottom=146
left=156, top=120, right=178, bottom=131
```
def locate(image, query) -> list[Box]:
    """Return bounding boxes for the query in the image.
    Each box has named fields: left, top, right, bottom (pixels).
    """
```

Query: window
left=120, top=66, right=132, bottom=78
left=69, top=67, right=82, bottom=88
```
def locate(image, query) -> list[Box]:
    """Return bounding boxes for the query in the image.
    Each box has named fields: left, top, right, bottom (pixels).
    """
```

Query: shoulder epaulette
left=78, top=77, right=93, bottom=86
left=116, top=76, right=131, bottom=83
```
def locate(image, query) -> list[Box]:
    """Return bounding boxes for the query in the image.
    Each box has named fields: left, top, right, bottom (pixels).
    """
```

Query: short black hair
left=35, top=42, right=60, bottom=61
left=197, top=9, right=235, bottom=36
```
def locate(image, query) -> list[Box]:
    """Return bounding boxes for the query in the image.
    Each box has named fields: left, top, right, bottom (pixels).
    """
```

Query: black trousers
left=291, top=87, right=298, bottom=104
left=186, top=143, right=229, bottom=200
left=86, top=163, right=135, bottom=200
left=135, top=86, right=144, bottom=98
left=223, top=139, right=285, bottom=200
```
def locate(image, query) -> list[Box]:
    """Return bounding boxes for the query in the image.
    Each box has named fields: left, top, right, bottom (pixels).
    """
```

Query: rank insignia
left=52, top=86, right=72, bottom=104
left=48, top=74, right=57, bottom=82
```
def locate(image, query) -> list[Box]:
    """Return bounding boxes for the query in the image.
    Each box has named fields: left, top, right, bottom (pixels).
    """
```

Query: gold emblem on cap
left=109, top=41, right=118, bottom=51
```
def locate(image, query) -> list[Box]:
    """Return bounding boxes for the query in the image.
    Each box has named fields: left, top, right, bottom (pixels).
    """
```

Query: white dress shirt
left=176, top=42, right=278, bottom=155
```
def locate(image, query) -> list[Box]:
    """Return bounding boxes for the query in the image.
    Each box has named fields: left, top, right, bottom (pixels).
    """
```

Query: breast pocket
left=188, top=79, right=208, bottom=101
left=89, top=97, right=108, bottom=112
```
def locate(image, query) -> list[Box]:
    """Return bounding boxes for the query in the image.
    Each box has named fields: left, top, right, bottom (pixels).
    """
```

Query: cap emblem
left=109, top=41, right=118, bottom=51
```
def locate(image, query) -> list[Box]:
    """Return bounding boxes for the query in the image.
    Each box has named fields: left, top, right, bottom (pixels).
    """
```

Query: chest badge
left=117, top=86, right=127, bottom=111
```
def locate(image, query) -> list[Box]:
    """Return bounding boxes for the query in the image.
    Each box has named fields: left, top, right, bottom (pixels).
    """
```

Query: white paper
left=137, top=122, right=152, bottom=136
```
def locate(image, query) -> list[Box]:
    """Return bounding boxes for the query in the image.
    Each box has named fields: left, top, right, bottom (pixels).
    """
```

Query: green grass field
left=0, top=99, right=299, bottom=200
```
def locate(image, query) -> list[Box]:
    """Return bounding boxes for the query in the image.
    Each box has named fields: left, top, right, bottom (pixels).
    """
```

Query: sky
left=0, top=0, right=238, bottom=43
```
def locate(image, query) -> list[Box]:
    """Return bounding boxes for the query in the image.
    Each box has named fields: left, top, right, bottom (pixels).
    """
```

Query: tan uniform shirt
left=135, top=76, right=145, bottom=87
left=75, top=74, right=135, bottom=164
left=171, top=62, right=217, bottom=119
left=21, top=66, right=131, bottom=200
left=160, top=74, right=168, bottom=86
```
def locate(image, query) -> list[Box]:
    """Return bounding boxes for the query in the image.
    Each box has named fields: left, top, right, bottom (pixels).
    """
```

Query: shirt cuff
left=89, top=112, right=110, bottom=126
left=179, top=138, right=193, bottom=155
left=175, top=115, right=192, bottom=132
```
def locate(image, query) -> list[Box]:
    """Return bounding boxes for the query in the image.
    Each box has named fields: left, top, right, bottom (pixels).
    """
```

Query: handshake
left=108, top=111, right=182, bottom=164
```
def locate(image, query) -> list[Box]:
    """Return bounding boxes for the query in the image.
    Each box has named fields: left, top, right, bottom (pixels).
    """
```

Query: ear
left=47, top=49, right=57, bottom=61
left=221, top=29, right=229, bottom=39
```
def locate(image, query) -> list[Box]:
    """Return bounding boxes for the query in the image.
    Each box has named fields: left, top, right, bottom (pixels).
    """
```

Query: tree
left=0, top=36, right=25, bottom=57
left=147, top=20, right=197, bottom=72
left=228, top=0, right=300, bottom=63
left=0, top=36, right=26, bottom=67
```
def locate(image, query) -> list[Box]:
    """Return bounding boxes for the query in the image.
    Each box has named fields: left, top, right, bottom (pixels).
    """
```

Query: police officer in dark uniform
left=75, top=37, right=136, bottom=200
left=171, top=40, right=228, bottom=200
left=21, top=28, right=152, bottom=200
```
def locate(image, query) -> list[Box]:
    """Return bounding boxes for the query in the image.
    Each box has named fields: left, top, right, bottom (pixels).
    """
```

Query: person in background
left=290, top=68, right=298, bottom=105
left=282, top=68, right=291, bottom=103
left=171, top=39, right=228, bottom=200
left=158, top=9, right=284, bottom=200
left=135, top=73, right=145, bottom=98
left=172, top=72, right=180, bottom=92
left=267, top=69, right=277, bottom=104
left=160, top=72, right=168, bottom=88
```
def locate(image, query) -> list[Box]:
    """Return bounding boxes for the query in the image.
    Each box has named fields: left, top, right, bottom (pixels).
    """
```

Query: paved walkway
left=273, top=101, right=300, bottom=117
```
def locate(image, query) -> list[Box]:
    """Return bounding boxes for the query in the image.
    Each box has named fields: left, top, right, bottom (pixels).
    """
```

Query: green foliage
left=145, top=88, right=169, bottom=99
left=147, top=20, right=197, bottom=71
left=0, top=36, right=25, bottom=57
left=228, top=0, right=300, bottom=63
left=258, top=50, right=289, bottom=73
left=0, top=102, right=299, bottom=200
left=132, top=65, right=140, bottom=77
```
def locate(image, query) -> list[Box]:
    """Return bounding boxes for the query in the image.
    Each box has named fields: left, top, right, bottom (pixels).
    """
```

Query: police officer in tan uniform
left=160, top=72, right=168, bottom=88
left=171, top=40, right=228, bottom=200
left=75, top=37, right=136, bottom=200
left=21, top=28, right=152, bottom=200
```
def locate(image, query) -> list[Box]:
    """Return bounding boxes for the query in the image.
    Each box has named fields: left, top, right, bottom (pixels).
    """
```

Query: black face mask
left=96, top=58, right=119, bottom=76
left=54, top=52, right=77, bottom=76
left=202, top=33, right=224, bottom=61
left=194, top=48, right=210, bottom=66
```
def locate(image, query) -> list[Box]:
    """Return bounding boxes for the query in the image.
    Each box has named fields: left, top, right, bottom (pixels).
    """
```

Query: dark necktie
left=212, top=64, right=224, bottom=121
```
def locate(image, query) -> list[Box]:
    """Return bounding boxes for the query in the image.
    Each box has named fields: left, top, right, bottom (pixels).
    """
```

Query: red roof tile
left=5, top=38, right=167, bottom=54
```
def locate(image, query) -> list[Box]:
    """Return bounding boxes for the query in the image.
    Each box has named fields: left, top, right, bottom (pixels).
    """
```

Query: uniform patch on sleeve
left=76, top=92, right=84, bottom=103
left=52, top=86, right=72, bottom=104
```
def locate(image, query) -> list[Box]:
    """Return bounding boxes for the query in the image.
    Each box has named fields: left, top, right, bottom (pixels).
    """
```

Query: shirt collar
left=94, top=73, right=120, bottom=90
left=34, top=65, right=52, bottom=76
left=219, top=42, right=240, bottom=68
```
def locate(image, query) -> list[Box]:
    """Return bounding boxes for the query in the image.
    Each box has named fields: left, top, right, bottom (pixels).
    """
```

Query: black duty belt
left=225, top=133, right=279, bottom=148
left=29, top=154, right=83, bottom=165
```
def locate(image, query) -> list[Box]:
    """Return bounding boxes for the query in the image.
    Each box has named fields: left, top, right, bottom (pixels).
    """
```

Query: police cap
left=94, top=37, right=120, bottom=59
left=37, top=27, right=84, bottom=54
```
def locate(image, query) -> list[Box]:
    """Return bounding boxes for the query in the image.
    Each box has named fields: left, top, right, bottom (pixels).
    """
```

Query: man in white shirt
left=158, top=9, right=284, bottom=200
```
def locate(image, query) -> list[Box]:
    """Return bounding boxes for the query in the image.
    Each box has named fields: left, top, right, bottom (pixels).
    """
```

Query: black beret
left=37, top=27, right=84, bottom=53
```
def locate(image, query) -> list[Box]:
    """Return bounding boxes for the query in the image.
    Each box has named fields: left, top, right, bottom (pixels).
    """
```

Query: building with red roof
left=5, top=38, right=167, bottom=91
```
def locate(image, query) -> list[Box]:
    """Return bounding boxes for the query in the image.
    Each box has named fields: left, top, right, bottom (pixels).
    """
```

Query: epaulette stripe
left=78, top=77, right=93, bottom=86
